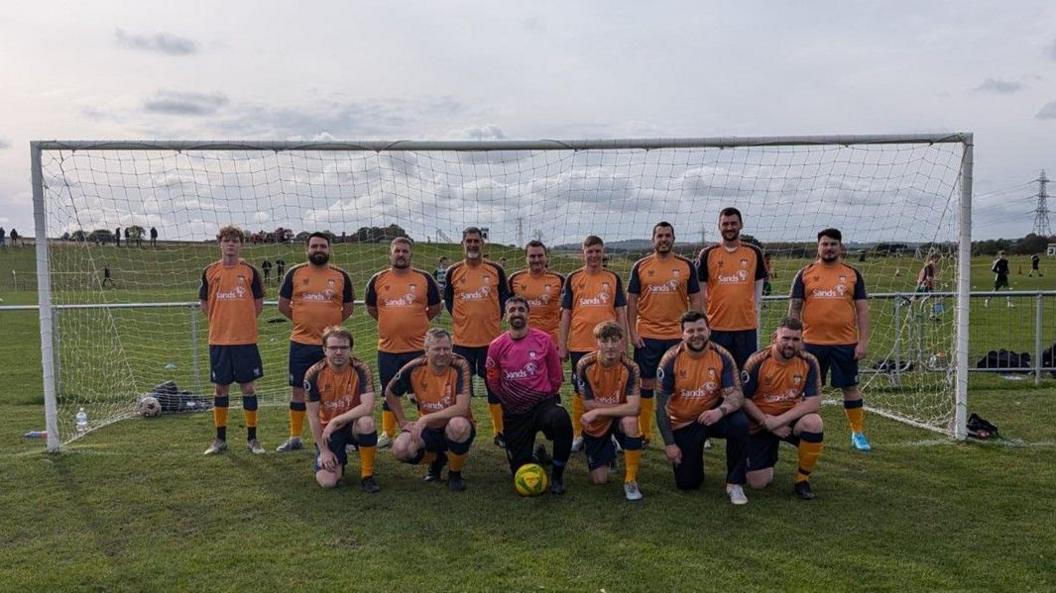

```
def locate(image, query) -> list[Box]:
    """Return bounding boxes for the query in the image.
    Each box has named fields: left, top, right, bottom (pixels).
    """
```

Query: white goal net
left=31, top=135, right=972, bottom=450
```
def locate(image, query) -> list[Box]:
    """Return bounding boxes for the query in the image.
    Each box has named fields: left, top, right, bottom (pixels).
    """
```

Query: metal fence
left=2, top=290, right=1053, bottom=394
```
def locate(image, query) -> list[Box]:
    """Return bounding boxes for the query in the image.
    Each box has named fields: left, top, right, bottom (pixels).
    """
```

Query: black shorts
left=313, top=425, right=356, bottom=472
left=634, top=338, right=681, bottom=380
left=709, top=329, right=758, bottom=370
left=453, top=345, right=488, bottom=379
left=746, top=430, right=799, bottom=472
left=569, top=351, right=589, bottom=393
left=762, top=281, right=773, bottom=296
left=209, top=344, right=263, bottom=386
left=378, top=351, right=423, bottom=394
left=805, top=343, right=859, bottom=388
left=994, top=275, right=1010, bottom=290
left=420, top=424, right=477, bottom=453
left=583, top=423, right=632, bottom=471
left=503, top=397, right=572, bottom=472
left=289, top=341, right=325, bottom=387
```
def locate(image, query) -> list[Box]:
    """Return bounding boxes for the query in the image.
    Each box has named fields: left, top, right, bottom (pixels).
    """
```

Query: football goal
left=30, top=134, right=973, bottom=451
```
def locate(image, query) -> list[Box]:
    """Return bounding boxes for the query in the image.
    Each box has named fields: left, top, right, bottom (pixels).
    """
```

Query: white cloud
left=143, top=91, right=228, bottom=116
left=115, top=28, right=199, bottom=56
left=974, top=78, right=1024, bottom=94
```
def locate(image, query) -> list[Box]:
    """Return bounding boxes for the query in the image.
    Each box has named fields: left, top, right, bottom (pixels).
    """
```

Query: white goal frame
left=31, top=134, right=974, bottom=452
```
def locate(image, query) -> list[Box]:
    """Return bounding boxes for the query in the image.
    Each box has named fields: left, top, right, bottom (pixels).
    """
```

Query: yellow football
left=514, top=463, right=549, bottom=496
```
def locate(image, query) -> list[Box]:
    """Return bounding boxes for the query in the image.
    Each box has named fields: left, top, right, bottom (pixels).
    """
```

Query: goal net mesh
left=36, top=139, right=966, bottom=441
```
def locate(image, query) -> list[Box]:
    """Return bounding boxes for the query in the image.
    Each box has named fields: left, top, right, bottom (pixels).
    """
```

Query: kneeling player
left=575, top=321, right=645, bottom=501
left=305, top=326, right=380, bottom=493
left=656, top=310, right=751, bottom=505
left=385, top=328, right=475, bottom=492
left=742, top=318, right=825, bottom=500
left=486, top=296, right=573, bottom=494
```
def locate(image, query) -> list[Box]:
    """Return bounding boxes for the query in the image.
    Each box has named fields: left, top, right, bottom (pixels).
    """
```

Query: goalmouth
left=31, top=134, right=973, bottom=452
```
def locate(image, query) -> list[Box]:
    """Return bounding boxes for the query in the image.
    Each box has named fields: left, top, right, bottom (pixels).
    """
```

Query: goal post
left=31, top=134, right=973, bottom=452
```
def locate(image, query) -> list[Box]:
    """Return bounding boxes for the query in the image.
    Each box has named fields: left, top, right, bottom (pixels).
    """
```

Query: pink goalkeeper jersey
left=486, top=328, right=564, bottom=415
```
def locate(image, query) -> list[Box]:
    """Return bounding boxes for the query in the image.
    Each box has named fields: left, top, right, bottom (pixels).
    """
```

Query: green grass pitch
left=0, top=244, right=1053, bottom=592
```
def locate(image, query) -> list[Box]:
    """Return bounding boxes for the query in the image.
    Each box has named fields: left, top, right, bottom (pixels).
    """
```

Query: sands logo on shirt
left=215, top=285, right=247, bottom=300
left=811, top=284, right=847, bottom=298
left=681, top=383, right=719, bottom=399
left=648, top=278, right=680, bottom=294
left=504, top=361, right=539, bottom=380
left=760, top=390, right=800, bottom=404
left=578, top=291, right=611, bottom=307
left=717, top=269, right=749, bottom=284
left=459, top=285, right=492, bottom=301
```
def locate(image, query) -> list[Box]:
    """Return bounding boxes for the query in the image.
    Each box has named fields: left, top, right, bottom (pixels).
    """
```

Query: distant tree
left=88, top=229, right=115, bottom=244
left=61, top=232, right=71, bottom=241
left=127, top=225, right=145, bottom=239
left=71, top=230, right=88, bottom=242
left=1012, top=233, right=1050, bottom=255
left=294, top=231, right=311, bottom=242
left=739, top=234, right=763, bottom=247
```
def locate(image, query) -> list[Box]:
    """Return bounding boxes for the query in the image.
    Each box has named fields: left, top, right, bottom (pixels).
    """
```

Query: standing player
left=486, top=296, right=573, bottom=494
left=985, top=251, right=1013, bottom=308
left=696, top=207, right=768, bottom=370
left=199, top=226, right=266, bottom=455
left=742, top=318, right=825, bottom=500
left=444, top=227, right=510, bottom=447
left=366, top=237, right=442, bottom=448
left=275, top=232, right=355, bottom=452
left=305, top=326, right=379, bottom=492
left=1029, top=253, right=1042, bottom=277
left=656, top=310, right=750, bottom=505
left=789, top=228, right=872, bottom=451
left=559, top=235, right=628, bottom=452
left=508, top=240, right=565, bottom=346
left=627, top=221, right=702, bottom=444
left=575, top=321, right=644, bottom=501
left=385, top=328, right=475, bottom=492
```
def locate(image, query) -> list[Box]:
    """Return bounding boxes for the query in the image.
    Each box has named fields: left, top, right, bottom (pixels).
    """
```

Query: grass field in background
left=0, top=244, right=1054, bottom=592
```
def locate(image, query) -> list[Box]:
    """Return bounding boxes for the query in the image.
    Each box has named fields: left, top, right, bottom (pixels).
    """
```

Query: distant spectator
left=1029, top=253, right=1043, bottom=277
left=434, top=256, right=449, bottom=294
left=102, top=266, right=115, bottom=288
left=115, top=227, right=121, bottom=247
left=261, top=259, right=273, bottom=283
left=275, top=258, right=286, bottom=279
left=150, top=226, right=158, bottom=247
left=9, top=228, right=20, bottom=247
left=0, top=227, right=5, bottom=247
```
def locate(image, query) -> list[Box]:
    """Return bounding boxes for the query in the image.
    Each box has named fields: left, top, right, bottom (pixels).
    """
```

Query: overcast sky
left=2, top=1, right=1055, bottom=241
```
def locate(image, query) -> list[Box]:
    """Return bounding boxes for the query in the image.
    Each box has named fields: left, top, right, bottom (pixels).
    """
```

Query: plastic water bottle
left=75, top=407, right=89, bottom=434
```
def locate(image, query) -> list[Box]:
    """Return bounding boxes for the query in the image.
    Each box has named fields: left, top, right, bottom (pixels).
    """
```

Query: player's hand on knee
left=772, top=425, right=792, bottom=439
left=698, top=409, right=722, bottom=426
left=664, top=444, right=682, bottom=465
